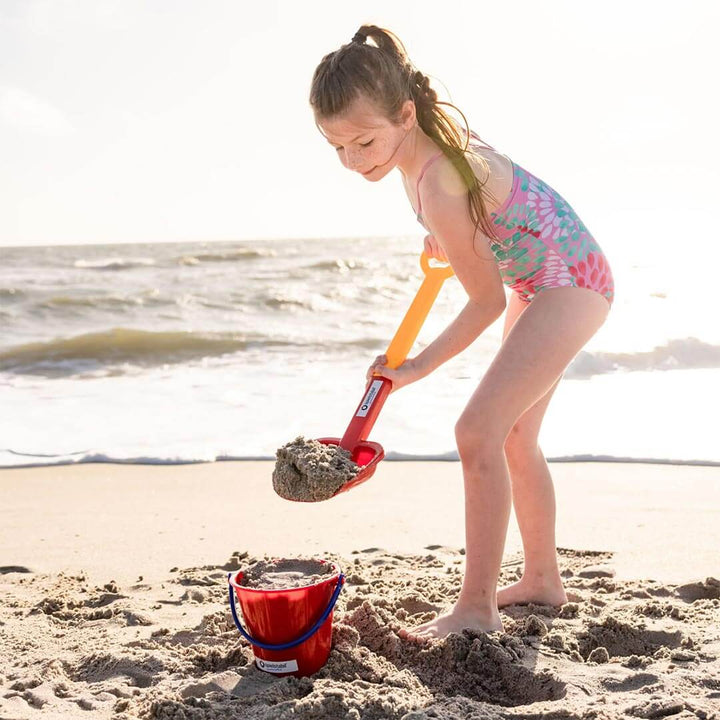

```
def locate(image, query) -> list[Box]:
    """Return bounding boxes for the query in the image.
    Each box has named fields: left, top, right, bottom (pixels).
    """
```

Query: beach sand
left=1, top=460, right=719, bottom=718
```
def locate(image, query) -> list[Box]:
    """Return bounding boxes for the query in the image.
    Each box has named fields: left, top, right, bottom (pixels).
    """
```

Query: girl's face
left=316, top=95, right=415, bottom=181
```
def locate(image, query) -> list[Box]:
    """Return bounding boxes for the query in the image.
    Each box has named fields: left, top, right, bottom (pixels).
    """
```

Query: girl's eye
left=334, top=140, right=373, bottom=151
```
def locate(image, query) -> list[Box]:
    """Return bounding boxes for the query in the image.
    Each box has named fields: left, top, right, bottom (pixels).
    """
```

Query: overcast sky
left=1, top=0, right=718, bottom=266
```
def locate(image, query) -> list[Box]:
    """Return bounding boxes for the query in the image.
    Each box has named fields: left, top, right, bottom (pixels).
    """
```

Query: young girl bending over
left=309, top=25, right=614, bottom=641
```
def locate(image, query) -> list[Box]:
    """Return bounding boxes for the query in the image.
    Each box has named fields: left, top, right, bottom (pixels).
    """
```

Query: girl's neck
left=396, top=126, right=443, bottom=182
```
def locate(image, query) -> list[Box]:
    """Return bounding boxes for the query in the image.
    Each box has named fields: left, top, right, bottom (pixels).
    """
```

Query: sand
left=272, top=435, right=360, bottom=502
left=1, top=547, right=719, bottom=719
left=237, top=557, right=335, bottom=590
left=1, top=460, right=720, bottom=718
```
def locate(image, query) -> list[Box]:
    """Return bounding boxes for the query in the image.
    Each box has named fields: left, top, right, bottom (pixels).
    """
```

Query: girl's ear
left=399, top=98, right=417, bottom=129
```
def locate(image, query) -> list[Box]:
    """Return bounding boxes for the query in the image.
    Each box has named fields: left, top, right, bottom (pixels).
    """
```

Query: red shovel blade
left=306, top=376, right=391, bottom=499
left=315, top=437, right=385, bottom=497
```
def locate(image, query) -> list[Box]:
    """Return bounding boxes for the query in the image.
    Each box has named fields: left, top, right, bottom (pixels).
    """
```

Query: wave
left=385, top=451, right=720, bottom=466
left=566, top=337, right=720, bottom=378
left=0, top=288, right=25, bottom=302
left=0, top=328, right=387, bottom=376
left=263, top=293, right=321, bottom=311
left=305, top=259, right=366, bottom=272
left=259, top=289, right=344, bottom=311
left=1, top=448, right=718, bottom=469
left=74, top=257, right=156, bottom=271
left=264, top=297, right=313, bottom=310
left=0, top=328, right=252, bottom=375
left=37, top=292, right=173, bottom=311
left=176, top=248, right=277, bottom=265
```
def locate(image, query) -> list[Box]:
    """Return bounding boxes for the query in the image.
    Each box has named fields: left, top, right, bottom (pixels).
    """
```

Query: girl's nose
left=345, top=150, right=362, bottom=171
left=339, top=150, right=353, bottom=170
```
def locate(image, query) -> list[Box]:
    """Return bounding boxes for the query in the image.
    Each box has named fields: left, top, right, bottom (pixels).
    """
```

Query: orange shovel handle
left=340, top=251, right=453, bottom=452
left=384, top=251, right=454, bottom=370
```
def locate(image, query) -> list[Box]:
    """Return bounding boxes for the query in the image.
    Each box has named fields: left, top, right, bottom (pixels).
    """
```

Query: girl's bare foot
left=496, top=576, right=567, bottom=609
left=398, top=603, right=503, bottom=643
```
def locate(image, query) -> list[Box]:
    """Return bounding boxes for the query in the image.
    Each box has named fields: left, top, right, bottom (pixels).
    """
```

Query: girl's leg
left=498, top=376, right=566, bottom=607
left=400, top=286, right=609, bottom=642
left=498, top=293, right=566, bottom=607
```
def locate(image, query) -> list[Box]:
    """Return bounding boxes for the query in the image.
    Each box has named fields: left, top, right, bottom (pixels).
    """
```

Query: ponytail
left=310, top=24, right=507, bottom=254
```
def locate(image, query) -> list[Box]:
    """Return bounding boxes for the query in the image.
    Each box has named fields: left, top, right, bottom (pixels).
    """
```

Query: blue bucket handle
left=227, top=571, right=345, bottom=651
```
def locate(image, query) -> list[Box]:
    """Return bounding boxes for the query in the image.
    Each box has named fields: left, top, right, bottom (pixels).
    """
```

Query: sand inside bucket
left=272, top=435, right=360, bottom=502
left=239, top=557, right=335, bottom=590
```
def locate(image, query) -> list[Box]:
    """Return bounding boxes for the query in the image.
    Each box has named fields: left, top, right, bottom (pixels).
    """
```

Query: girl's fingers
left=366, top=355, right=389, bottom=380
left=423, top=234, right=447, bottom=261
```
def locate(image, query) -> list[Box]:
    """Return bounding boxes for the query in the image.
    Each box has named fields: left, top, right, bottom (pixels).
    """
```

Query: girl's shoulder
left=466, top=145, right=514, bottom=214
left=434, top=127, right=515, bottom=215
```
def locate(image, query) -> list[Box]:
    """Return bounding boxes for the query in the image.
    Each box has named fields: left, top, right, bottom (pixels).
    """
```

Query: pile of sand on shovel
left=272, top=435, right=360, bottom=502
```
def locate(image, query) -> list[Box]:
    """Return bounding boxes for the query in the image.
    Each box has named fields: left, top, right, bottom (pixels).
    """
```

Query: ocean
left=1, top=237, right=718, bottom=468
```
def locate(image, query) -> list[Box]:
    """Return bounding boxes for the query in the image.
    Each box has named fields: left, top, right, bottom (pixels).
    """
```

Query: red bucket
left=227, top=560, right=345, bottom=677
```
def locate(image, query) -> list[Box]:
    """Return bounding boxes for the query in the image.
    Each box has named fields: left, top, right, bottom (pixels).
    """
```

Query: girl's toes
left=401, top=629, right=427, bottom=643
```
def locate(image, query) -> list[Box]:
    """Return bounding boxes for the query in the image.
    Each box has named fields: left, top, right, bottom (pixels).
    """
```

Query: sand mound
left=1, top=548, right=719, bottom=719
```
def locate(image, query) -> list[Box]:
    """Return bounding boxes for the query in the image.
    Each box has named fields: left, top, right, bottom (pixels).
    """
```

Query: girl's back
left=408, top=125, right=614, bottom=306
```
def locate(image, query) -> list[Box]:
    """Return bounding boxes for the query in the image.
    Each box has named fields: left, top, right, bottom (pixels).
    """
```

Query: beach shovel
left=315, top=251, right=454, bottom=497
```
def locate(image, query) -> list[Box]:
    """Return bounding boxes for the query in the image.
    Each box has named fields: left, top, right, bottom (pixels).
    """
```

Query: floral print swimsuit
left=414, top=130, right=615, bottom=308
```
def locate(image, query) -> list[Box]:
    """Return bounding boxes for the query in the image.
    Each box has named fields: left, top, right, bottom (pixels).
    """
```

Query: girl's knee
left=454, top=413, right=505, bottom=465
left=504, top=422, right=540, bottom=466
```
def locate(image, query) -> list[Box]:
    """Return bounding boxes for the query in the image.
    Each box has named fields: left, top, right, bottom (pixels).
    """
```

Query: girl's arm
left=412, top=164, right=507, bottom=379
left=413, top=297, right=504, bottom=379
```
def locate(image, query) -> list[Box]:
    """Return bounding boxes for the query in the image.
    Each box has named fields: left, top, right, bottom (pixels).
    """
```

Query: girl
left=309, top=25, right=614, bottom=641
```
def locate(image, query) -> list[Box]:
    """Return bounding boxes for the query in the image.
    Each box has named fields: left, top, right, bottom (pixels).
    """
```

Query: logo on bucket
left=255, top=657, right=299, bottom=673
left=357, top=379, right=383, bottom=417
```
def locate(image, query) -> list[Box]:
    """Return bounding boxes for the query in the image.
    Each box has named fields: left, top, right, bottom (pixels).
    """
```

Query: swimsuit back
left=411, top=127, right=614, bottom=306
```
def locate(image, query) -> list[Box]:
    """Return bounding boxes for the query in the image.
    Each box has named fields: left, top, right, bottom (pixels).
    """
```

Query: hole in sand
left=577, top=617, right=682, bottom=660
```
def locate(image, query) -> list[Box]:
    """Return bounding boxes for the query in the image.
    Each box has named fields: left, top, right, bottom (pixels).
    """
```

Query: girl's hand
left=423, top=233, right=448, bottom=263
left=365, top=354, right=423, bottom=394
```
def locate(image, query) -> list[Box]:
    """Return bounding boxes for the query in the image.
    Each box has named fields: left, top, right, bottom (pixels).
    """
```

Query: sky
left=1, top=0, right=719, bottom=269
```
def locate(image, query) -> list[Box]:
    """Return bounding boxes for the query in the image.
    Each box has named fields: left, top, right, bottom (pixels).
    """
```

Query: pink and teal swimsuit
left=414, top=130, right=615, bottom=308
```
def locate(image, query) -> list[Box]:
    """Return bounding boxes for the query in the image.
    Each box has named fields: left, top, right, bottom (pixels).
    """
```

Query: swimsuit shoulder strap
left=414, top=130, right=497, bottom=219
left=465, top=126, right=496, bottom=151
left=415, top=151, right=444, bottom=217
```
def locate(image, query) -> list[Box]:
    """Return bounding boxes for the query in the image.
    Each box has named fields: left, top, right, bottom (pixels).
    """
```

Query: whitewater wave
left=176, top=248, right=277, bottom=264
left=74, top=257, right=156, bottom=271
left=261, top=291, right=341, bottom=312
left=37, top=291, right=173, bottom=311
left=1, top=447, right=717, bottom=469
left=567, top=337, right=720, bottom=378
left=305, top=258, right=366, bottom=272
